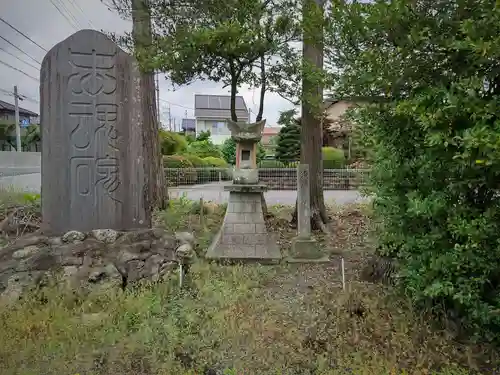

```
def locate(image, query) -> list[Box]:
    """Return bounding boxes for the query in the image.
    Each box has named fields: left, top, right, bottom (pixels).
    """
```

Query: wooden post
left=199, top=197, right=205, bottom=229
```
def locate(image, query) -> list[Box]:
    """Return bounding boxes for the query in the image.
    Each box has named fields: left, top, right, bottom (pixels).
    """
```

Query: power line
left=66, top=0, right=96, bottom=28
left=48, top=0, right=79, bottom=30
left=0, top=87, right=13, bottom=96
left=0, top=17, right=48, bottom=52
left=159, top=97, right=194, bottom=110
left=0, top=59, right=39, bottom=81
left=0, top=35, right=41, bottom=65
left=55, top=0, right=85, bottom=29
left=0, top=46, right=39, bottom=70
left=0, top=87, right=39, bottom=103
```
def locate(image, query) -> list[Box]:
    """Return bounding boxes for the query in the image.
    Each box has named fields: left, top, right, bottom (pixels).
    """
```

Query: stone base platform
left=206, top=187, right=281, bottom=263
left=285, top=237, right=330, bottom=263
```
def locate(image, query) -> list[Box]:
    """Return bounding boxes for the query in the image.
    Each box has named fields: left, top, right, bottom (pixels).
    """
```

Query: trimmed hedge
left=322, top=147, right=346, bottom=169
left=259, top=159, right=286, bottom=168
left=163, top=155, right=197, bottom=185
left=203, top=156, right=228, bottom=167
left=203, top=156, right=231, bottom=181
left=182, top=154, right=210, bottom=183
left=159, top=130, right=187, bottom=155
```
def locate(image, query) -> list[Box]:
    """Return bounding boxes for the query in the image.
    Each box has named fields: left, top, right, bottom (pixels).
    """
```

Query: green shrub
left=221, top=137, right=266, bottom=165
left=187, top=140, right=222, bottom=159
left=159, top=130, right=188, bottom=155
left=182, top=154, right=210, bottom=183
left=330, top=0, right=500, bottom=341
left=322, top=147, right=345, bottom=169
left=202, top=157, right=228, bottom=167
left=203, top=156, right=230, bottom=181
left=162, top=155, right=197, bottom=185
left=182, top=154, right=207, bottom=168
left=259, top=159, right=286, bottom=168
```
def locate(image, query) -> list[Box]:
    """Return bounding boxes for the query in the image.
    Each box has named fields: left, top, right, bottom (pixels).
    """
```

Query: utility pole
left=166, top=107, right=172, bottom=131
left=14, top=86, right=21, bottom=152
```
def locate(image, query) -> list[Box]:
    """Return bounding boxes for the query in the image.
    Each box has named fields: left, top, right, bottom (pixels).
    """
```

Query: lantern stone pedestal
left=206, top=120, right=281, bottom=263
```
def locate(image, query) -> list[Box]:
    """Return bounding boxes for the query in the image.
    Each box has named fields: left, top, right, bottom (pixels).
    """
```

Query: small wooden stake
left=199, top=197, right=205, bottom=229
left=341, top=257, right=345, bottom=291
left=179, top=263, right=183, bottom=288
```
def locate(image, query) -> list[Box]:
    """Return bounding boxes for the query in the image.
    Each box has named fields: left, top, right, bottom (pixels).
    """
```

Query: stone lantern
left=206, top=119, right=281, bottom=262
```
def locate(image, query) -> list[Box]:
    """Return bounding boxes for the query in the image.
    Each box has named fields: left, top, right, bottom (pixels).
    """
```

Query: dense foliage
left=151, top=0, right=300, bottom=122
left=327, top=0, right=500, bottom=340
left=186, top=140, right=222, bottom=159
left=195, top=130, right=211, bottom=142
left=322, top=147, right=345, bottom=169
left=159, top=130, right=187, bottom=155
left=275, top=109, right=301, bottom=165
left=220, top=137, right=266, bottom=166
left=202, top=156, right=228, bottom=167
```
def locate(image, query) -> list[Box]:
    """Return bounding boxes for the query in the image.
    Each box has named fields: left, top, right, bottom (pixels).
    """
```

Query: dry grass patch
left=0, top=198, right=498, bottom=374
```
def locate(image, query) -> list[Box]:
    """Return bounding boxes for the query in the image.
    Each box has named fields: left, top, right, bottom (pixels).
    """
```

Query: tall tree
left=107, top=0, right=168, bottom=212
left=297, top=0, right=328, bottom=231
left=275, top=109, right=301, bottom=164
left=132, top=0, right=167, bottom=211
left=151, top=0, right=300, bottom=123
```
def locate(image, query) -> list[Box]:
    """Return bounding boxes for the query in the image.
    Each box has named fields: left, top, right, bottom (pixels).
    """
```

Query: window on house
left=211, top=121, right=227, bottom=135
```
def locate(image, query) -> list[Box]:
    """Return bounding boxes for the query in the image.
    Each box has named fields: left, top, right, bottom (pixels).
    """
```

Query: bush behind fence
left=165, top=167, right=370, bottom=190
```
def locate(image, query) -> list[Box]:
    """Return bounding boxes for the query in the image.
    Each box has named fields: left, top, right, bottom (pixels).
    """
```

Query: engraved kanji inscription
left=96, top=154, right=121, bottom=203
left=66, top=48, right=121, bottom=203
left=41, top=29, right=148, bottom=234
left=68, top=49, right=117, bottom=96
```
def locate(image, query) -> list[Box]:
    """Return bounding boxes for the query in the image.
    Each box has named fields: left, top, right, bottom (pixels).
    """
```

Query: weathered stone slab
left=40, top=29, right=149, bottom=234
left=287, top=164, right=329, bottom=263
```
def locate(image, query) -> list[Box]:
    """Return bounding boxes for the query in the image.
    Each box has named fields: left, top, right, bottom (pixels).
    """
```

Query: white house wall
left=195, top=119, right=232, bottom=145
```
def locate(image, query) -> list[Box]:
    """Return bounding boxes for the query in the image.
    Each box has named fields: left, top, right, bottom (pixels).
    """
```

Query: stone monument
left=287, top=164, right=329, bottom=262
left=206, top=119, right=281, bottom=262
left=40, top=29, right=149, bottom=235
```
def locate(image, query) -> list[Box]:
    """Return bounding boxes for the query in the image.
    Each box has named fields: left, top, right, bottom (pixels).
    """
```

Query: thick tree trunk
left=131, top=0, right=168, bottom=213
left=293, top=0, right=329, bottom=232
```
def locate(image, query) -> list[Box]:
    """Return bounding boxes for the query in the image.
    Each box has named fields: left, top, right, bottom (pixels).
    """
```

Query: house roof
left=194, top=94, right=248, bottom=112
left=194, top=94, right=249, bottom=120
left=0, top=100, right=38, bottom=117
left=263, top=127, right=281, bottom=136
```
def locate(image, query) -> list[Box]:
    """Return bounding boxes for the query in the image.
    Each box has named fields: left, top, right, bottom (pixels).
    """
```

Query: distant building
left=0, top=100, right=40, bottom=151
left=323, top=99, right=361, bottom=149
left=194, top=94, right=250, bottom=145
left=261, top=127, right=281, bottom=152
left=181, top=118, right=196, bottom=135
left=0, top=99, right=39, bottom=125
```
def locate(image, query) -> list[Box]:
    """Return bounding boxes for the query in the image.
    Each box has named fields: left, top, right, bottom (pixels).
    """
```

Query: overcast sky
left=0, top=0, right=293, bottom=128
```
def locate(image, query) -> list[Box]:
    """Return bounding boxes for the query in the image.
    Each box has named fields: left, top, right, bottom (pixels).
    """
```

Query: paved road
left=0, top=174, right=369, bottom=205
left=170, top=182, right=369, bottom=205
left=0, top=170, right=41, bottom=193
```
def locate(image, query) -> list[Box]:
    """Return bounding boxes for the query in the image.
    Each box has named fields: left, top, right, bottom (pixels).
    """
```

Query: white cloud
left=0, top=0, right=294, bottom=125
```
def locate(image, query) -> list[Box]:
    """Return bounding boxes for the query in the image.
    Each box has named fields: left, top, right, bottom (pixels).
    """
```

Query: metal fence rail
left=165, top=167, right=370, bottom=190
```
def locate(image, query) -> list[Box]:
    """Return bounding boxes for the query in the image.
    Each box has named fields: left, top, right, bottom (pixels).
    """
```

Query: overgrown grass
left=0, top=187, right=41, bottom=246
left=0, top=196, right=498, bottom=374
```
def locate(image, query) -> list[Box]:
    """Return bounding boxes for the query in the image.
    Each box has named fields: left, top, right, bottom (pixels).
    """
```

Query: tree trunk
left=293, top=0, right=328, bottom=232
left=255, top=55, right=266, bottom=122
left=230, top=76, right=238, bottom=122
left=131, top=0, right=168, bottom=214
